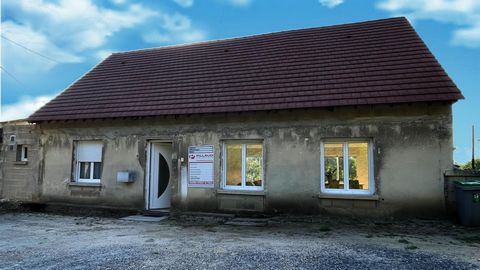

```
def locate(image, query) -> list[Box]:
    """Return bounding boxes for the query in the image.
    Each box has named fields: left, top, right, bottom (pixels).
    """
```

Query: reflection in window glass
left=79, top=162, right=91, bottom=179
left=324, top=143, right=344, bottom=189
left=226, top=144, right=242, bottom=186
left=348, top=142, right=369, bottom=190
left=93, top=162, right=102, bottom=180
left=246, top=144, right=263, bottom=186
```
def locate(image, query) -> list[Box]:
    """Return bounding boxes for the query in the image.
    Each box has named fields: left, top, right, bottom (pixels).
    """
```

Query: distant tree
left=459, top=159, right=480, bottom=170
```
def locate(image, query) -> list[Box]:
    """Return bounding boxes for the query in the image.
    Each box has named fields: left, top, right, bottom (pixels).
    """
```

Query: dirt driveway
left=0, top=212, right=479, bottom=270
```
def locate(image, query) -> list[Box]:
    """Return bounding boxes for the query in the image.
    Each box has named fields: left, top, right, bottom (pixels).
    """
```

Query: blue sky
left=1, top=0, right=479, bottom=163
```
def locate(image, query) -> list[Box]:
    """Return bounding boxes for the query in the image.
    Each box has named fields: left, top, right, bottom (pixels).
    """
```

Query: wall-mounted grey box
left=117, top=171, right=135, bottom=183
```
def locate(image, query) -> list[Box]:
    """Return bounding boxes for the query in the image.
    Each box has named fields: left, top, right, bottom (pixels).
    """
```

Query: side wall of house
left=0, top=124, right=41, bottom=201
left=37, top=103, right=454, bottom=216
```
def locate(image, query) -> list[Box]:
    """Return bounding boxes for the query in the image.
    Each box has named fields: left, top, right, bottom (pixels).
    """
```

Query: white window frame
left=21, top=145, right=28, bottom=162
left=222, top=141, right=264, bottom=191
left=320, top=140, right=374, bottom=195
left=75, top=141, right=103, bottom=184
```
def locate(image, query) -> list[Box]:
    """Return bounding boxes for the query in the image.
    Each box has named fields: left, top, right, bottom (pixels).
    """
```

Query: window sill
left=68, top=182, right=102, bottom=188
left=216, top=189, right=265, bottom=196
left=318, top=194, right=380, bottom=201
left=13, top=161, right=28, bottom=165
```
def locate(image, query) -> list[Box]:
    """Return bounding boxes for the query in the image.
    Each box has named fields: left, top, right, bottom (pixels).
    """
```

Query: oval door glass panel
left=158, top=153, right=170, bottom=198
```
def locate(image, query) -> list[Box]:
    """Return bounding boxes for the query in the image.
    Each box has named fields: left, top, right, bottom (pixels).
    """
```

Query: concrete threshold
left=120, top=215, right=168, bottom=222
left=143, top=209, right=170, bottom=217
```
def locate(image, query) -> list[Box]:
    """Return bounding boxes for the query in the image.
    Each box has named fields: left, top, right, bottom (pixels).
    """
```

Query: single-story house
left=27, top=17, right=463, bottom=217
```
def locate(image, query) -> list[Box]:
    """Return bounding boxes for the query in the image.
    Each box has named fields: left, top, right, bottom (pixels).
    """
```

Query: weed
left=319, top=225, right=331, bottom=232
left=457, top=235, right=480, bottom=244
left=398, top=239, right=410, bottom=244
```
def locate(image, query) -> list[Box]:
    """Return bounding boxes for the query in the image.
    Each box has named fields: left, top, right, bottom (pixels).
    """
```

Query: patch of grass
left=398, top=239, right=410, bottom=244
left=319, top=225, right=331, bottom=232
left=405, top=245, right=418, bottom=250
left=457, top=235, right=480, bottom=244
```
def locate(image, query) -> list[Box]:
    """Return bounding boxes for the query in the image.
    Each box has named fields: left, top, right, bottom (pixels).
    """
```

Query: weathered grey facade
left=0, top=121, right=42, bottom=202
left=36, top=103, right=453, bottom=216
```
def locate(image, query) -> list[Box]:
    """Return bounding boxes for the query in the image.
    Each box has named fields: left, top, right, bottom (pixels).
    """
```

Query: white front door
left=148, top=143, right=172, bottom=209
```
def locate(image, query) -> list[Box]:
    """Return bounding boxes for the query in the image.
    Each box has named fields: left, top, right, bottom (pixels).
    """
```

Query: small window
left=320, top=140, right=374, bottom=195
left=223, top=142, right=263, bottom=191
left=75, top=141, right=103, bottom=183
left=10, top=135, right=16, bottom=142
left=16, top=145, right=28, bottom=162
left=21, top=145, right=28, bottom=161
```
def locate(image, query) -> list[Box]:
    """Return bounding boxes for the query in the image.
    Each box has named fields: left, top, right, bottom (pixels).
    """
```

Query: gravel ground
left=0, top=212, right=479, bottom=270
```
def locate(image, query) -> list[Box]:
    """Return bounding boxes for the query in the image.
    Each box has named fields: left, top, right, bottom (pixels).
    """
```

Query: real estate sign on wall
left=188, top=145, right=214, bottom=188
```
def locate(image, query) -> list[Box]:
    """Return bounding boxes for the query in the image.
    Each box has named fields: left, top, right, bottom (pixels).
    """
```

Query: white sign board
left=188, top=145, right=214, bottom=188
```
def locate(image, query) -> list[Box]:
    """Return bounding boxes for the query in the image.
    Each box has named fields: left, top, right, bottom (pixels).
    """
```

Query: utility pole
left=473, top=125, right=476, bottom=170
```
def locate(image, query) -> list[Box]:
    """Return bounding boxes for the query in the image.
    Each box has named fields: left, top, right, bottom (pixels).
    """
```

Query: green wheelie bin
left=454, top=180, right=480, bottom=226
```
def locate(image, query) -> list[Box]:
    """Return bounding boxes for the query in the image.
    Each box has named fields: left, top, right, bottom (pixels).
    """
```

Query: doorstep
left=143, top=209, right=170, bottom=217
left=120, top=215, right=168, bottom=222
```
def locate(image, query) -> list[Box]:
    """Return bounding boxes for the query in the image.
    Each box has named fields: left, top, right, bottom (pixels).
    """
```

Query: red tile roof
left=29, top=17, right=463, bottom=121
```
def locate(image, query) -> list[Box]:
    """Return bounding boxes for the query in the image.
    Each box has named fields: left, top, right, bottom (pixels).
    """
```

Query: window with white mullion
left=75, top=141, right=103, bottom=183
left=343, top=142, right=349, bottom=192
left=321, top=140, right=373, bottom=195
left=241, top=144, right=246, bottom=189
left=224, top=142, right=264, bottom=191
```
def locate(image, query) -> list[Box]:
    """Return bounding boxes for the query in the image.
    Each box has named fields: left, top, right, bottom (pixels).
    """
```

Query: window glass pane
left=93, top=162, right=102, bottom=180
left=23, top=147, right=28, bottom=159
left=246, top=144, right=263, bottom=186
left=348, top=142, right=369, bottom=190
left=79, top=162, right=91, bottom=179
left=16, top=145, right=22, bottom=162
left=226, top=144, right=242, bottom=186
left=324, top=143, right=344, bottom=189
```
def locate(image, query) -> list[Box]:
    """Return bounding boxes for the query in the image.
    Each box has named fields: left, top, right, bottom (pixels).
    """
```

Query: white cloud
left=6, top=0, right=158, bottom=51
left=142, top=29, right=206, bottom=45
left=453, top=24, right=480, bottom=47
left=1, top=95, right=56, bottom=121
left=319, top=0, right=344, bottom=8
left=161, top=13, right=192, bottom=31
left=2, top=0, right=158, bottom=74
left=2, top=21, right=83, bottom=75
left=221, top=0, right=252, bottom=7
left=95, top=50, right=114, bottom=61
left=111, top=0, right=127, bottom=4
left=377, top=0, right=480, bottom=48
left=142, top=11, right=207, bottom=45
left=173, top=0, right=194, bottom=8
left=143, top=32, right=173, bottom=44
left=178, top=30, right=207, bottom=43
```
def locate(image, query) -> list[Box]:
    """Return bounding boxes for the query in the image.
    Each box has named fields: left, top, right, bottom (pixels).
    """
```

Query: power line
left=0, top=66, right=28, bottom=88
left=1, top=35, right=60, bottom=64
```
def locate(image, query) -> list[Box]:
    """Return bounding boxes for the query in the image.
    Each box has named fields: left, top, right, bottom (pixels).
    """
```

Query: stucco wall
left=36, top=102, right=454, bottom=216
left=0, top=123, right=42, bottom=201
